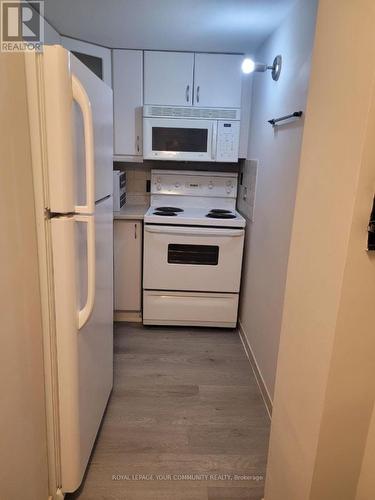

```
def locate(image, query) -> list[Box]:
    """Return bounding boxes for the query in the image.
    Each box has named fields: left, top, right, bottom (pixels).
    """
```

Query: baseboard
left=238, top=321, right=273, bottom=419
left=114, top=311, right=142, bottom=322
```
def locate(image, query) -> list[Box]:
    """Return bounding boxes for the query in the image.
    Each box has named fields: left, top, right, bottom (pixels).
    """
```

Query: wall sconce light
left=241, top=55, right=282, bottom=81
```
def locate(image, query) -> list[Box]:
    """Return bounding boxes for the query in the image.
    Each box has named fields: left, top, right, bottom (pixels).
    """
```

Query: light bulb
left=241, top=58, right=255, bottom=74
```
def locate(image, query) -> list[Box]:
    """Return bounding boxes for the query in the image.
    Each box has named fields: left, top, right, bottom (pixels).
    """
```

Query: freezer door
left=42, top=46, right=75, bottom=213
left=71, top=53, right=113, bottom=202
left=42, top=46, right=113, bottom=212
left=51, top=201, right=113, bottom=493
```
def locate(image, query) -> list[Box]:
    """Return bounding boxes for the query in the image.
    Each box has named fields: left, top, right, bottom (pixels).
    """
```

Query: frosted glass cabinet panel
left=61, top=36, right=112, bottom=86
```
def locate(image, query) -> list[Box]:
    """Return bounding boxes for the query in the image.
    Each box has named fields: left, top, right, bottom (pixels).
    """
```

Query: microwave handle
left=211, top=122, right=217, bottom=160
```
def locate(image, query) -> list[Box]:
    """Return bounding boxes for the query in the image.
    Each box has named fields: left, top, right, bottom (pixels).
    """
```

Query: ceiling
left=44, top=0, right=298, bottom=54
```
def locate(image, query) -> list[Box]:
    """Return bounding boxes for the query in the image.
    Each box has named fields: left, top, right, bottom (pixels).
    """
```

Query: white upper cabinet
left=113, top=50, right=143, bottom=157
left=193, top=53, right=243, bottom=108
left=144, top=51, right=194, bottom=106
left=144, top=51, right=242, bottom=109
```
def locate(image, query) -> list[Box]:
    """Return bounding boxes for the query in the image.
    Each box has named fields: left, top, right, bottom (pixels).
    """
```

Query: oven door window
left=168, top=244, right=219, bottom=265
left=152, top=127, right=208, bottom=153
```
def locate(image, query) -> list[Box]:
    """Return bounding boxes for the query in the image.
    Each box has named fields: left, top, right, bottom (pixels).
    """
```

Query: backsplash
left=114, top=160, right=246, bottom=208
left=237, top=159, right=258, bottom=221
left=114, top=163, right=151, bottom=205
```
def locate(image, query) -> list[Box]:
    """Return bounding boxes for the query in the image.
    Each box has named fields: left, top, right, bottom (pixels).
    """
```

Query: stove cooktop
left=145, top=206, right=246, bottom=228
left=206, top=212, right=237, bottom=219
left=155, top=207, right=184, bottom=213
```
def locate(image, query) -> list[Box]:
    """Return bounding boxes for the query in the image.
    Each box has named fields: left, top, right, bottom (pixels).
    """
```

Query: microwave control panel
left=216, top=121, right=240, bottom=162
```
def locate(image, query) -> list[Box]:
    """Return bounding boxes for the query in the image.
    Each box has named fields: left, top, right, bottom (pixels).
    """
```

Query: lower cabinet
left=114, top=220, right=142, bottom=316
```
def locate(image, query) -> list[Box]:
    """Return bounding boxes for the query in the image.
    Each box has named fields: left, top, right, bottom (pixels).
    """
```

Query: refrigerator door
left=42, top=46, right=76, bottom=213
left=42, top=46, right=113, bottom=212
left=41, top=46, right=114, bottom=493
left=51, top=200, right=113, bottom=493
left=71, top=53, right=113, bottom=203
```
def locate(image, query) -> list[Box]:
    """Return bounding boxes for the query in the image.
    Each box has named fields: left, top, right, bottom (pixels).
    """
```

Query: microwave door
left=143, top=118, right=214, bottom=161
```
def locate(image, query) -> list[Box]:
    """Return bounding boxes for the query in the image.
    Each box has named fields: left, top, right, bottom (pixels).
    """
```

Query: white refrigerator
left=24, top=46, right=113, bottom=495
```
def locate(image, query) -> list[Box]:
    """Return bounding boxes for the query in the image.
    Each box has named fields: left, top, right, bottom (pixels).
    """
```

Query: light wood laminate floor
left=68, top=323, right=270, bottom=500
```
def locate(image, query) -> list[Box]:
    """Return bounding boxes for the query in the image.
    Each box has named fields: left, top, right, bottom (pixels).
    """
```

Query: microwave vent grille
left=146, top=106, right=239, bottom=120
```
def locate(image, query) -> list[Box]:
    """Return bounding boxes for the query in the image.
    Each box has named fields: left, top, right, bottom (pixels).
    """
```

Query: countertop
left=113, top=204, right=149, bottom=220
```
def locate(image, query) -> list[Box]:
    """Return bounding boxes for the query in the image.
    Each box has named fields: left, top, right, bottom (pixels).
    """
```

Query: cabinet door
left=113, top=50, right=143, bottom=156
left=114, top=220, right=142, bottom=311
left=144, top=51, right=194, bottom=106
left=194, top=53, right=243, bottom=108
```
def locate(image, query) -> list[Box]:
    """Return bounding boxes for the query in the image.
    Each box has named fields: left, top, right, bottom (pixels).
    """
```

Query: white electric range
left=143, top=170, right=246, bottom=328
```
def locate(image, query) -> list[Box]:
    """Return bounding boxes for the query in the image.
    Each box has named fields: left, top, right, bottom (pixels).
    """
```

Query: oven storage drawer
left=143, top=225, right=245, bottom=292
left=143, top=291, right=239, bottom=327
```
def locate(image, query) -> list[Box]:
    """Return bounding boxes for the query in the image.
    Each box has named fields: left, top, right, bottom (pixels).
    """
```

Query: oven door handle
left=145, top=225, right=244, bottom=237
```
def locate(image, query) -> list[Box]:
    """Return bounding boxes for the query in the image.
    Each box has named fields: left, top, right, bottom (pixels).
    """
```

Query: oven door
left=143, top=225, right=244, bottom=292
left=143, top=117, right=216, bottom=161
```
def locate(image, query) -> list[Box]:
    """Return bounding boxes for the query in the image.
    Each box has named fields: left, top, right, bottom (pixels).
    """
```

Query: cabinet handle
left=185, top=84, right=190, bottom=103
left=196, top=85, right=200, bottom=103
left=134, top=223, right=137, bottom=239
left=136, top=135, right=140, bottom=153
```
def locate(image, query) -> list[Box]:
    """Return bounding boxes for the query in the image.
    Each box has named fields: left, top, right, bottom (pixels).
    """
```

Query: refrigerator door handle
left=76, top=215, right=96, bottom=329
left=72, top=75, right=95, bottom=215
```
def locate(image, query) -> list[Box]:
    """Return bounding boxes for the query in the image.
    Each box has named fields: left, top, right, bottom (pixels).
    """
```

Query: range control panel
left=151, top=170, right=238, bottom=198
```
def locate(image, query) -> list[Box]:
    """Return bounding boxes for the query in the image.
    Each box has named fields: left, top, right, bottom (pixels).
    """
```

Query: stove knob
left=208, top=181, right=214, bottom=189
left=226, top=180, right=233, bottom=187
left=156, top=177, right=161, bottom=183
left=156, top=184, right=162, bottom=191
left=175, top=182, right=180, bottom=188
left=226, top=186, right=232, bottom=194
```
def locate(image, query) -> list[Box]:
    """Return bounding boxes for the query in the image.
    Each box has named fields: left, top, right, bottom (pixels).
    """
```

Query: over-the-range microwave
left=143, top=105, right=240, bottom=162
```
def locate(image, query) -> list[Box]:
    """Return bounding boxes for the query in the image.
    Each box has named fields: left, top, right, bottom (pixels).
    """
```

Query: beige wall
left=356, top=402, right=375, bottom=500
left=265, top=1, right=375, bottom=499
left=0, top=54, right=49, bottom=500
left=239, top=0, right=318, bottom=399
